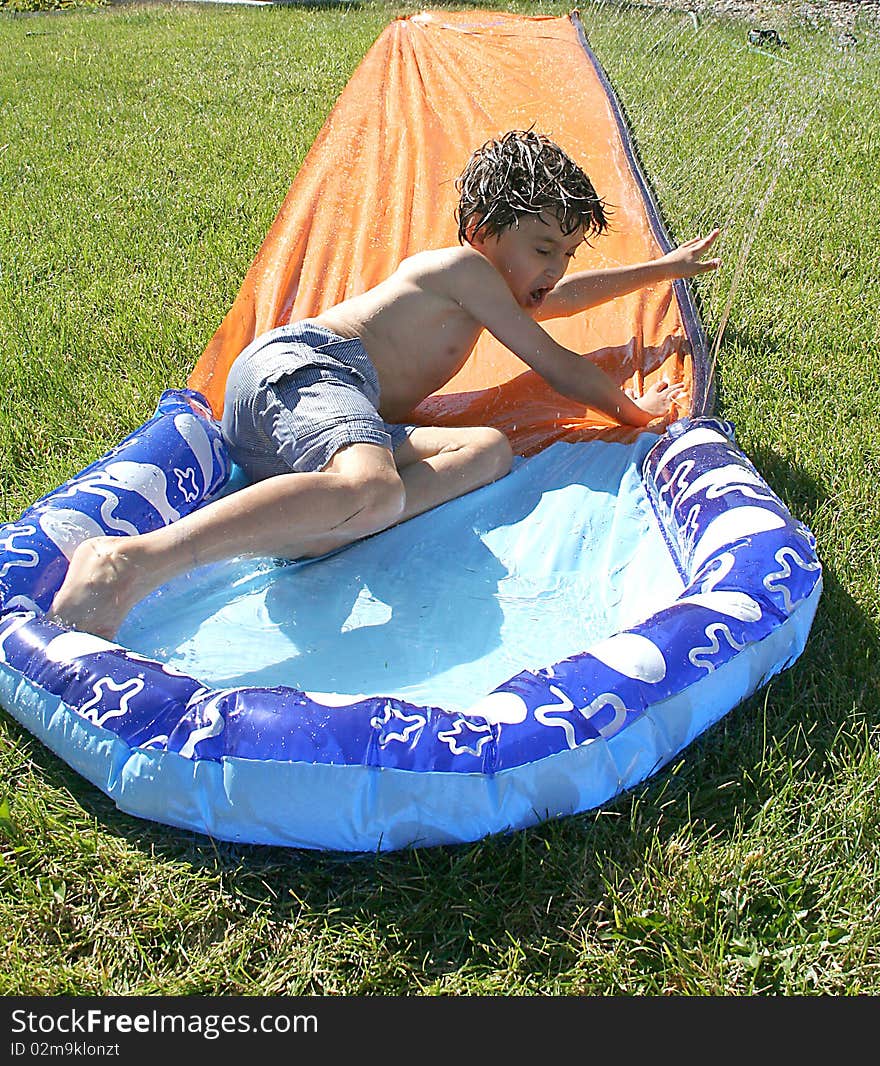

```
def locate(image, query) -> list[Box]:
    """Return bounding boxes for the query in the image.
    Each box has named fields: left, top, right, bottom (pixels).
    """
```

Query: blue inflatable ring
left=0, top=389, right=822, bottom=851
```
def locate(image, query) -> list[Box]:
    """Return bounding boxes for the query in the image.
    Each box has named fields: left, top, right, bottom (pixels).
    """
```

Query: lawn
left=1, top=0, right=879, bottom=995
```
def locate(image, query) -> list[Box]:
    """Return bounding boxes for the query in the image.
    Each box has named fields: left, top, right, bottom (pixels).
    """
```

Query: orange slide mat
left=188, top=8, right=710, bottom=457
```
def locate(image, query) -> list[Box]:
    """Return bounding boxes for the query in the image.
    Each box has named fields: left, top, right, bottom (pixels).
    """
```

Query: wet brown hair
left=456, top=129, right=608, bottom=245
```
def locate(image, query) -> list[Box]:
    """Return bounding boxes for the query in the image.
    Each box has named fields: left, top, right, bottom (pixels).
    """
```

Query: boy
left=49, top=130, right=720, bottom=639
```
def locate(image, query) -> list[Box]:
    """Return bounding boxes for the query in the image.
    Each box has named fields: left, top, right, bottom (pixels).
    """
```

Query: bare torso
left=312, top=247, right=486, bottom=423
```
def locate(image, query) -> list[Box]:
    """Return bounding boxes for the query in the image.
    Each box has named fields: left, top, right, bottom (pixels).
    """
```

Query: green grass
left=1, top=0, right=879, bottom=995
left=1, top=0, right=105, bottom=12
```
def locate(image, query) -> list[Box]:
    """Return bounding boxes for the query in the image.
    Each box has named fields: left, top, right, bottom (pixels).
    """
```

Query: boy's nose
left=545, top=257, right=565, bottom=280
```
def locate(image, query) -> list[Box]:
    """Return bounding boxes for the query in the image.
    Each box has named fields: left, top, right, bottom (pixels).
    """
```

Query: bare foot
left=47, top=537, right=142, bottom=640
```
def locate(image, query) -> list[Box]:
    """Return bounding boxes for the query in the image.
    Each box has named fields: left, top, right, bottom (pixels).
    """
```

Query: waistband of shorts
left=243, top=320, right=380, bottom=393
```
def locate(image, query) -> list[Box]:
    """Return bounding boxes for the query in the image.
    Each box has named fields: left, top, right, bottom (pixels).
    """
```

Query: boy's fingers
left=691, top=230, right=720, bottom=254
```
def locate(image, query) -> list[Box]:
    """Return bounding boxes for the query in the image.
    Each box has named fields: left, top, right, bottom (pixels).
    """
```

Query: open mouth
left=529, top=286, right=550, bottom=306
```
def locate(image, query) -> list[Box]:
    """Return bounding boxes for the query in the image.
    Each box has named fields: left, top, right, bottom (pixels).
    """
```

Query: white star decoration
left=174, top=467, right=200, bottom=503
left=79, top=677, right=145, bottom=728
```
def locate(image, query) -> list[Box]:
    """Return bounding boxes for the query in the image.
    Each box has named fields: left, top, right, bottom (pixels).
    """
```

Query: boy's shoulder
left=396, top=244, right=495, bottom=287
left=399, top=243, right=479, bottom=270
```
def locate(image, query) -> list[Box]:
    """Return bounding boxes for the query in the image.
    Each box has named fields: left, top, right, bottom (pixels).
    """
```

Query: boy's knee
left=470, top=427, right=513, bottom=482
left=348, top=467, right=406, bottom=534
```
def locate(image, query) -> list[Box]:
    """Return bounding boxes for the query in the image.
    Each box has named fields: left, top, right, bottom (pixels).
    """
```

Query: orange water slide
left=188, top=9, right=709, bottom=456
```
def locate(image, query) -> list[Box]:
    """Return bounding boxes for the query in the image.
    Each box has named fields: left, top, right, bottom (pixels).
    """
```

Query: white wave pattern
left=211, top=438, right=227, bottom=484
left=43, top=461, right=179, bottom=531
left=658, top=457, right=695, bottom=515
left=0, top=524, right=40, bottom=579
left=185, top=686, right=213, bottom=707
left=580, top=692, right=629, bottom=739
left=55, top=474, right=140, bottom=535
left=79, top=676, right=145, bottom=728
left=534, top=685, right=577, bottom=746
left=688, top=622, right=748, bottom=672
left=764, top=546, right=823, bottom=613
left=125, top=650, right=205, bottom=682
left=695, top=551, right=736, bottom=593
left=535, top=685, right=629, bottom=746
left=305, top=690, right=370, bottom=707
left=676, top=464, right=777, bottom=508
left=681, top=501, right=702, bottom=545
left=31, top=457, right=187, bottom=563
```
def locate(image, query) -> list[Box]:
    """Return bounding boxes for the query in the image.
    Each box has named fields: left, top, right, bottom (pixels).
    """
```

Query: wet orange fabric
left=188, top=9, right=705, bottom=456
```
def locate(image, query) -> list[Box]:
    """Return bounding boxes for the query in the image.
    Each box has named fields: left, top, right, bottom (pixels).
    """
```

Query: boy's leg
left=47, top=442, right=406, bottom=640
left=299, top=425, right=513, bottom=558
left=393, top=425, right=512, bottom=519
left=47, top=426, right=512, bottom=639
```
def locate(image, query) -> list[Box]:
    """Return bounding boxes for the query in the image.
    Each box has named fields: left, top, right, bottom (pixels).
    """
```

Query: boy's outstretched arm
left=536, top=229, right=721, bottom=321
left=454, top=252, right=687, bottom=427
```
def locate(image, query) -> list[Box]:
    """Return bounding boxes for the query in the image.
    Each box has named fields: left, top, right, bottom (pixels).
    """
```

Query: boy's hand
left=659, top=229, right=721, bottom=278
left=626, top=379, right=687, bottom=420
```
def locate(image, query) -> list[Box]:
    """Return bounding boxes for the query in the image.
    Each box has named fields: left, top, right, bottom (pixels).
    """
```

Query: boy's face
left=472, top=213, right=585, bottom=312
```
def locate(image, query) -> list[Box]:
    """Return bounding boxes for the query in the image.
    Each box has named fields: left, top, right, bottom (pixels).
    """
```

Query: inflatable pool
left=0, top=11, right=822, bottom=851
left=0, top=391, right=821, bottom=850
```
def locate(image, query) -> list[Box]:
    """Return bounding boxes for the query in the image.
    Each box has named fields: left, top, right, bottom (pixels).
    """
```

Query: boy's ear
left=462, top=215, right=487, bottom=247
left=464, top=219, right=487, bottom=248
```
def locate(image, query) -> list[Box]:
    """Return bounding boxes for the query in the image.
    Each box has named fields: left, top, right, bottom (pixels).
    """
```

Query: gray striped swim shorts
left=221, top=321, right=416, bottom=481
